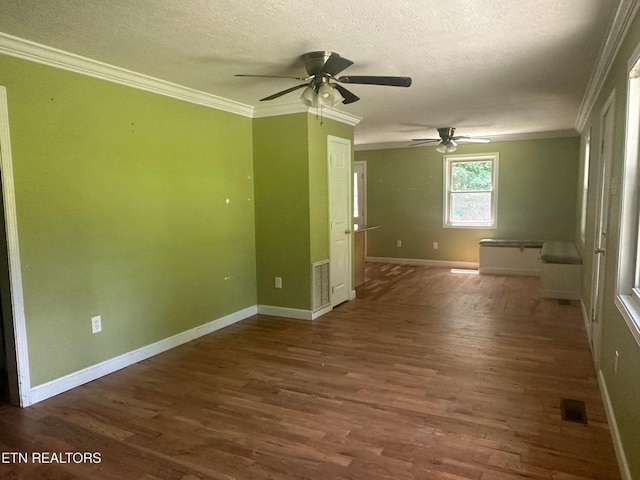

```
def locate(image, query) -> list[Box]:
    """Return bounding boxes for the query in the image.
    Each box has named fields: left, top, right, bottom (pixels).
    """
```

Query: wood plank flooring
left=0, top=263, right=621, bottom=479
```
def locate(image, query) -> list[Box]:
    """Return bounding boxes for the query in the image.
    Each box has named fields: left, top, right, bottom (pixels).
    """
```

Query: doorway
left=589, top=90, right=615, bottom=366
left=328, top=135, right=353, bottom=307
left=0, top=86, right=30, bottom=406
left=0, top=186, right=9, bottom=404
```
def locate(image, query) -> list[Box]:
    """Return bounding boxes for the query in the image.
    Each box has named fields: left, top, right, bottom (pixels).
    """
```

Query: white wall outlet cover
left=91, top=315, right=102, bottom=334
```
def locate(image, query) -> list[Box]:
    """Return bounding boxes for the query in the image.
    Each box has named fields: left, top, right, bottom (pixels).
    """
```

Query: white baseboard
left=29, top=305, right=258, bottom=405
left=366, top=256, right=478, bottom=270
left=598, top=370, right=632, bottom=480
left=257, top=304, right=314, bottom=320
left=479, top=266, right=541, bottom=276
left=257, top=303, right=335, bottom=320
left=580, top=299, right=593, bottom=344
left=312, top=304, right=333, bottom=319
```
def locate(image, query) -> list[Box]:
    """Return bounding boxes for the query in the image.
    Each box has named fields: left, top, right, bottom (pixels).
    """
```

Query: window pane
left=451, top=161, right=492, bottom=191
left=450, top=192, right=492, bottom=223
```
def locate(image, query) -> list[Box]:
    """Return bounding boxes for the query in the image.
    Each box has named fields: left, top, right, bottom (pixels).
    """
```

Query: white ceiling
left=0, top=0, right=621, bottom=147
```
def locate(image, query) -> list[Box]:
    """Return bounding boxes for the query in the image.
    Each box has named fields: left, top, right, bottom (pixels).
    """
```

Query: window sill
left=443, top=224, right=497, bottom=229
left=615, top=294, right=640, bottom=347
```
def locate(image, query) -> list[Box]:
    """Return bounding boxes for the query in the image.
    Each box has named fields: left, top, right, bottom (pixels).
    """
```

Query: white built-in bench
left=479, top=239, right=545, bottom=276
left=479, top=239, right=582, bottom=300
left=539, top=241, right=582, bottom=300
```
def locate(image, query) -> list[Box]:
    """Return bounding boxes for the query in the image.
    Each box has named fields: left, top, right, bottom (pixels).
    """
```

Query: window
left=443, top=153, right=498, bottom=228
left=616, top=44, right=640, bottom=346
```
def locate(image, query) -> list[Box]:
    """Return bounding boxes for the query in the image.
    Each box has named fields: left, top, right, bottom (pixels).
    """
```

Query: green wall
left=253, top=113, right=353, bottom=310
left=356, top=137, right=579, bottom=263
left=253, top=113, right=311, bottom=310
left=577, top=10, right=640, bottom=476
left=0, top=54, right=257, bottom=386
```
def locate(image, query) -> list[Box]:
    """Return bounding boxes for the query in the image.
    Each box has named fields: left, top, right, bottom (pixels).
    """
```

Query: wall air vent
left=312, top=260, right=330, bottom=312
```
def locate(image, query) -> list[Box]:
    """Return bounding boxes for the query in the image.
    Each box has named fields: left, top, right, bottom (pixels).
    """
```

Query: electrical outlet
left=433, top=242, right=439, bottom=250
left=396, top=240, right=402, bottom=247
left=614, top=350, right=619, bottom=376
left=275, top=277, right=282, bottom=289
left=91, top=315, right=102, bottom=334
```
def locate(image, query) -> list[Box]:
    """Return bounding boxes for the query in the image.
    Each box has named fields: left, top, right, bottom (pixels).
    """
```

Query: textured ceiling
left=0, top=0, right=619, bottom=146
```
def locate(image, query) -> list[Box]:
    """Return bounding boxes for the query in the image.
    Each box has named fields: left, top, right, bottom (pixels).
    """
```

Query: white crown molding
left=321, top=107, right=361, bottom=126
left=0, top=32, right=363, bottom=126
left=252, top=101, right=309, bottom=118
left=355, top=129, right=579, bottom=151
left=0, top=32, right=254, bottom=118
left=575, top=0, right=640, bottom=132
left=253, top=100, right=361, bottom=126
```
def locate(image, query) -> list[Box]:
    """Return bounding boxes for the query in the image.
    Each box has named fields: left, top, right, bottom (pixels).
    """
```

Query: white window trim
left=443, top=153, right=499, bottom=229
left=615, top=41, right=640, bottom=347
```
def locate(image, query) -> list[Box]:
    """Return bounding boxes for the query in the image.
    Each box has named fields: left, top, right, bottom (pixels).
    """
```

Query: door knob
left=345, top=228, right=352, bottom=234
left=595, top=248, right=605, bottom=254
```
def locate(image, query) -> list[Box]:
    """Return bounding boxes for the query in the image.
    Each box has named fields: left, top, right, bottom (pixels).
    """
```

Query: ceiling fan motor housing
left=438, top=127, right=455, bottom=141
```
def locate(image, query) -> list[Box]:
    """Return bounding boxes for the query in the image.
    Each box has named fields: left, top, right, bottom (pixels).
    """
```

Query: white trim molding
left=0, top=32, right=254, bottom=117
left=0, top=87, right=31, bottom=407
left=0, top=32, right=362, bottom=127
left=366, top=256, right=479, bottom=270
left=253, top=101, right=361, bottom=126
left=598, top=370, right=632, bottom=480
left=29, top=305, right=258, bottom=405
left=257, top=304, right=329, bottom=321
left=355, top=130, right=578, bottom=151
left=576, top=0, right=640, bottom=132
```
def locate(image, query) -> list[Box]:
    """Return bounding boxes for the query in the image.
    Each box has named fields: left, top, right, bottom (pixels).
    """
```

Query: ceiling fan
left=236, top=51, right=412, bottom=107
left=412, top=127, right=490, bottom=153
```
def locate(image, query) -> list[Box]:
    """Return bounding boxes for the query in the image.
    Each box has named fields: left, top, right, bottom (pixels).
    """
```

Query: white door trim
left=590, top=89, right=616, bottom=366
left=0, top=86, right=31, bottom=406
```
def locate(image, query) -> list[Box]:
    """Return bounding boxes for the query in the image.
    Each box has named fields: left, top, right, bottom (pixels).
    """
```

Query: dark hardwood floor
left=0, top=264, right=621, bottom=479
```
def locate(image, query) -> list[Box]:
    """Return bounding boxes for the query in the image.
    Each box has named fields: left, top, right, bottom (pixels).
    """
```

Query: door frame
left=589, top=89, right=615, bottom=366
left=0, top=86, right=31, bottom=406
left=327, top=135, right=353, bottom=306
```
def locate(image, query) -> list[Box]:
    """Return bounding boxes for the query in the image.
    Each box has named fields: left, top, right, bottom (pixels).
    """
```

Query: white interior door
left=590, top=92, right=615, bottom=365
left=328, top=136, right=352, bottom=307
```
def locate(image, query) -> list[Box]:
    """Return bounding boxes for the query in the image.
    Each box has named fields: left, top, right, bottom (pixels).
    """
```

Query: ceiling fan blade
left=338, top=76, right=412, bottom=87
left=259, top=83, right=309, bottom=101
left=452, top=136, right=491, bottom=144
left=236, top=74, right=311, bottom=81
left=321, top=53, right=354, bottom=76
left=411, top=138, right=440, bottom=142
left=333, top=84, right=360, bottom=104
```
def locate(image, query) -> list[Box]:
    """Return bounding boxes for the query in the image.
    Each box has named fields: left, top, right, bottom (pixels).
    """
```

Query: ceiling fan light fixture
left=317, top=83, right=343, bottom=107
left=300, top=85, right=317, bottom=107
left=436, top=140, right=457, bottom=153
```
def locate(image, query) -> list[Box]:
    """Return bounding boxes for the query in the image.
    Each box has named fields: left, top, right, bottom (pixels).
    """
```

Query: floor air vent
left=561, top=398, right=588, bottom=424
left=312, top=260, right=330, bottom=312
